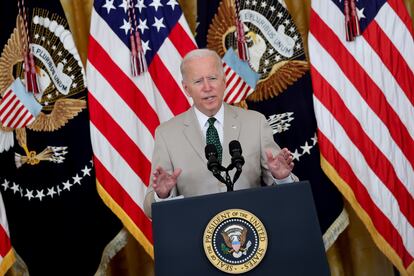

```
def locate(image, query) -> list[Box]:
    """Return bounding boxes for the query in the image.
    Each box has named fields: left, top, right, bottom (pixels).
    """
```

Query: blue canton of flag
left=95, top=0, right=182, bottom=65
left=332, top=0, right=387, bottom=32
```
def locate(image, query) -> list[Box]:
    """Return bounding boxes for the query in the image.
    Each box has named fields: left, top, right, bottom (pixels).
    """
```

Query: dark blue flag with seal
left=0, top=0, right=121, bottom=275
left=195, top=0, right=221, bottom=48
left=199, top=0, right=348, bottom=249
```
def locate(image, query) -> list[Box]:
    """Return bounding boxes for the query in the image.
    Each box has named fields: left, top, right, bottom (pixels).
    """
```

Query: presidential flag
left=200, top=0, right=348, bottom=249
left=87, top=0, right=197, bottom=256
left=309, top=0, right=414, bottom=274
left=0, top=0, right=121, bottom=274
left=0, top=192, right=14, bottom=276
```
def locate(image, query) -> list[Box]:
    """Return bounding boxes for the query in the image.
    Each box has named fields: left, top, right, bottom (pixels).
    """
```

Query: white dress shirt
left=193, top=104, right=224, bottom=144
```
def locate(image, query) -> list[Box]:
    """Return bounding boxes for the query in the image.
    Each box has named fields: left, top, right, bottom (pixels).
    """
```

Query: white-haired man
left=144, top=49, right=297, bottom=217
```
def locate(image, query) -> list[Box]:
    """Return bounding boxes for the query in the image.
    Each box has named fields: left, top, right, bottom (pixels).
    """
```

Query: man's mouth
left=204, top=96, right=215, bottom=101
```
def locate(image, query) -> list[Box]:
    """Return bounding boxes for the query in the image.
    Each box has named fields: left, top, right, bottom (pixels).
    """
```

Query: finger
left=152, top=176, right=160, bottom=187
left=275, top=151, right=286, bottom=162
left=281, top=148, right=290, bottom=159
left=157, top=166, right=167, bottom=175
left=265, top=148, right=274, bottom=161
left=153, top=166, right=163, bottom=176
left=172, top=168, right=182, bottom=178
left=280, top=150, right=292, bottom=163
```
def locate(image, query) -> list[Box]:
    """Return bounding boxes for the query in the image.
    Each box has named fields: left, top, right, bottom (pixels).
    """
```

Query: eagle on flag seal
left=0, top=12, right=86, bottom=168
left=206, top=0, right=309, bottom=103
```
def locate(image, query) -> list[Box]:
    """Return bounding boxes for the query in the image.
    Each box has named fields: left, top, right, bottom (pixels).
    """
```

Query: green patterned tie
left=206, top=117, right=222, bottom=163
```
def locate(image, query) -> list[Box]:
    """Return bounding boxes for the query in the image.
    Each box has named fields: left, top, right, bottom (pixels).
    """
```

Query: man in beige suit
left=144, top=49, right=296, bottom=217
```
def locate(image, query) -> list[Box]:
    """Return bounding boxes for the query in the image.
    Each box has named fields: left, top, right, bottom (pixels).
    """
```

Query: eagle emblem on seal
left=0, top=9, right=86, bottom=168
left=206, top=0, right=309, bottom=103
left=221, top=224, right=252, bottom=258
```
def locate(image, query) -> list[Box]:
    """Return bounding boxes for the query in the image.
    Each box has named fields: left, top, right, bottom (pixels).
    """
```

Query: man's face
left=182, top=55, right=226, bottom=117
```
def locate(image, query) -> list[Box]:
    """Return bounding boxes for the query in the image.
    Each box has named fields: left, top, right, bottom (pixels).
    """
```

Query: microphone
left=229, top=140, right=245, bottom=171
left=205, top=144, right=225, bottom=176
left=205, top=144, right=234, bottom=191
left=229, top=140, right=244, bottom=186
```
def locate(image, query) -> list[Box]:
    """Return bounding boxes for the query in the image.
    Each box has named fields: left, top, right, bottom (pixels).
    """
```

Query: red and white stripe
left=0, top=89, right=35, bottom=129
left=87, top=8, right=196, bottom=256
left=223, top=62, right=254, bottom=104
left=0, top=192, right=14, bottom=275
left=309, top=0, right=414, bottom=273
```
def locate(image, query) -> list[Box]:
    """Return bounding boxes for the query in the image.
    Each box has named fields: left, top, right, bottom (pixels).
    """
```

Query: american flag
left=223, top=62, right=254, bottom=104
left=0, top=192, right=14, bottom=275
left=0, top=79, right=41, bottom=129
left=87, top=0, right=196, bottom=257
left=309, top=0, right=414, bottom=274
left=222, top=48, right=259, bottom=104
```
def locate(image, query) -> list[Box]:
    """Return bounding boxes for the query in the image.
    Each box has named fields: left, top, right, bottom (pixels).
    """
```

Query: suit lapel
left=183, top=104, right=241, bottom=166
left=223, top=104, right=241, bottom=166
left=183, top=107, right=206, bottom=162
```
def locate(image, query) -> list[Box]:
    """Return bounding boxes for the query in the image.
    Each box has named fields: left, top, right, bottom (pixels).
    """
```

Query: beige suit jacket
left=144, top=103, right=290, bottom=217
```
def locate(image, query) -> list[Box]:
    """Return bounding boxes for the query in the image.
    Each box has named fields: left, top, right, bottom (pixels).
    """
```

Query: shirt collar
left=194, top=104, right=224, bottom=128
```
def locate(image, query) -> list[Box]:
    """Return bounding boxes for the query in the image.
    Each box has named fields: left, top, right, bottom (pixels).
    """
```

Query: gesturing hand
left=265, top=148, right=294, bottom=180
left=152, top=165, right=182, bottom=199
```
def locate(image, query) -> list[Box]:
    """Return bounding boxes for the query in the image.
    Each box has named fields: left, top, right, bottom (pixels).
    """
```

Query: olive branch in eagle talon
left=2, top=97, right=86, bottom=168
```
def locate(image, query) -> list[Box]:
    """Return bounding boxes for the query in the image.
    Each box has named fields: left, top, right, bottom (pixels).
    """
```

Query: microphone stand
left=205, top=144, right=242, bottom=192
left=224, top=169, right=234, bottom=192
left=212, top=167, right=234, bottom=192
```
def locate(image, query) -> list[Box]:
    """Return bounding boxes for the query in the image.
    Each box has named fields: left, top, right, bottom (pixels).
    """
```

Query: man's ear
left=182, top=80, right=191, bottom=97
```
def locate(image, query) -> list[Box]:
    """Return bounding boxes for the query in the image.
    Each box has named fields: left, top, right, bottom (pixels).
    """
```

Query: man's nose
left=202, top=78, right=212, bottom=90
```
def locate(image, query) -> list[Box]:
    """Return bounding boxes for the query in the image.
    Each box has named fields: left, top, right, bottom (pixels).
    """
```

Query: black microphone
left=229, top=140, right=244, bottom=186
left=205, top=144, right=225, bottom=176
left=229, top=140, right=245, bottom=171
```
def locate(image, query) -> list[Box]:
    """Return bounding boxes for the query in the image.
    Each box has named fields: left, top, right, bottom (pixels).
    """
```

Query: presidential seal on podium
left=203, top=209, right=268, bottom=274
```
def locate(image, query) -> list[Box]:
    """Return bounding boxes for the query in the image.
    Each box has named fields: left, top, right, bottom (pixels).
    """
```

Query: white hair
left=180, top=49, right=224, bottom=81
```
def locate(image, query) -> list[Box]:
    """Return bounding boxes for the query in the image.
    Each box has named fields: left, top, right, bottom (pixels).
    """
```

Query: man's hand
left=265, top=148, right=294, bottom=180
left=152, top=165, right=182, bottom=199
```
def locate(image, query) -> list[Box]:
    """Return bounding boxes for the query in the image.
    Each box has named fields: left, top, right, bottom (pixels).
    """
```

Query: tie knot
left=208, top=117, right=216, bottom=126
